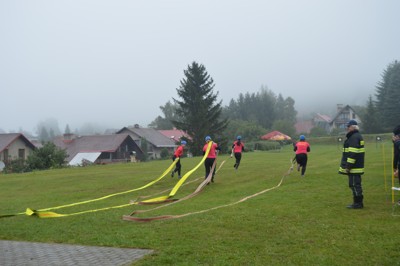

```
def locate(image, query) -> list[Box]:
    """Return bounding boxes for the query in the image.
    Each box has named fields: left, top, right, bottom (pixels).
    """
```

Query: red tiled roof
left=315, top=113, right=331, bottom=122
left=158, top=129, right=190, bottom=142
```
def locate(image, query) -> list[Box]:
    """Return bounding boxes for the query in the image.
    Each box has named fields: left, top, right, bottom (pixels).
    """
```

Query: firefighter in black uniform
left=339, top=120, right=365, bottom=209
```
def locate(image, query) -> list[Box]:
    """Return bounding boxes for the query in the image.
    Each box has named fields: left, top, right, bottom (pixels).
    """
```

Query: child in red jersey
left=203, top=136, right=220, bottom=183
left=294, top=135, right=310, bottom=177
left=231, top=135, right=245, bottom=170
left=171, top=140, right=186, bottom=179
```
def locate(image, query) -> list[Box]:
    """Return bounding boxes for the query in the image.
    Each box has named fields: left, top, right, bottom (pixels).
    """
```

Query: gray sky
left=1, top=0, right=399, bottom=134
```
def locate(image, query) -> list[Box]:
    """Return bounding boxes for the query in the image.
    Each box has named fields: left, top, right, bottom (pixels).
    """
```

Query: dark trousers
left=172, top=156, right=181, bottom=176
left=348, top=174, right=363, bottom=197
left=295, top=153, right=308, bottom=175
left=234, top=152, right=242, bottom=169
left=204, top=158, right=216, bottom=180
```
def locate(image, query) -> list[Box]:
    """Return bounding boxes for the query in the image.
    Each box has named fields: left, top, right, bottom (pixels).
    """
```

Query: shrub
left=26, top=142, right=68, bottom=171
left=3, top=158, right=28, bottom=174
left=160, top=148, right=170, bottom=160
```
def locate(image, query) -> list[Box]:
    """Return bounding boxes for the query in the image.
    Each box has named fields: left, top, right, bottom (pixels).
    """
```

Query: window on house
left=18, top=149, right=25, bottom=159
left=352, top=113, right=356, bottom=119
left=4, top=149, right=8, bottom=162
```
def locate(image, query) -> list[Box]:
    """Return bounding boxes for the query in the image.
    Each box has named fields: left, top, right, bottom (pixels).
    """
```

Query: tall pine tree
left=375, top=60, right=400, bottom=131
left=225, top=87, right=277, bottom=129
left=362, top=95, right=380, bottom=134
left=148, top=101, right=178, bottom=129
left=173, top=62, right=228, bottom=156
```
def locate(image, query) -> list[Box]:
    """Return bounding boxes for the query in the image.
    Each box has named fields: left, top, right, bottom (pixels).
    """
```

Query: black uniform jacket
left=339, top=130, right=365, bottom=175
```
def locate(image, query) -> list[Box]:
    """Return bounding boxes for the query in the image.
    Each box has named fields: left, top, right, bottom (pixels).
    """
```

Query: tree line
left=150, top=60, right=400, bottom=154
left=149, top=61, right=297, bottom=155
left=4, top=60, right=397, bottom=173
left=363, top=60, right=400, bottom=134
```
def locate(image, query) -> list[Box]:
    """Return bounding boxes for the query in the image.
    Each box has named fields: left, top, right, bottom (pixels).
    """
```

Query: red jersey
left=203, top=142, right=219, bottom=158
left=294, top=141, right=310, bottom=155
left=232, top=140, right=244, bottom=153
left=174, top=145, right=184, bottom=157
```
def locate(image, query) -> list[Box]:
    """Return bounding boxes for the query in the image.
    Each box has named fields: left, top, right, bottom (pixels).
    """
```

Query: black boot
left=357, top=195, right=364, bottom=208
left=347, top=196, right=363, bottom=209
left=346, top=197, right=356, bottom=209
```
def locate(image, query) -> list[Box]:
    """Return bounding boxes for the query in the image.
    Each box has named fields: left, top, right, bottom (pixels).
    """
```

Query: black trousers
left=348, top=174, right=363, bottom=197
left=295, top=153, right=308, bottom=175
left=172, top=156, right=181, bottom=176
left=204, top=158, right=216, bottom=180
left=234, top=152, right=242, bottom=169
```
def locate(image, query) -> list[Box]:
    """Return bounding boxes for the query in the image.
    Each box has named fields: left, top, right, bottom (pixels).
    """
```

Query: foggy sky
left=1, top=0, right=399, bottom=134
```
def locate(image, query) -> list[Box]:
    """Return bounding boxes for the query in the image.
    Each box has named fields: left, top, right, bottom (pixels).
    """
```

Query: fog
left=1, top=1, right=399, bottom=134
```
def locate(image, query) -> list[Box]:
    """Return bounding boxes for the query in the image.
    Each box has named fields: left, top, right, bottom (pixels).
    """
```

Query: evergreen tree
left=224, top=86, right=297, bottom=130
left=148, top=101, right=178, bottom=129
left=272, top=119, right=296, bottom=137
left=148, top=116, right=171, bottom=129
left=362, top=95, right=380, bottom=134
left=375, top=60, right=400, bottom=130
left=139, top=138, right=149, bottom=161
left=39, top=127, right=50, bottom=142
left=275, top=94, right=286, bottom=120
left=223, top=119, right=266, bottom=142
left=49, top=128, right=55, bottom=141
left=65, top=124, right=71, bottom=134
left=36, top=118, right=61, bottom=137
left=256, top=88, right=277, bottom=128
left=173, top=61, right=228, bottom=156
left=225, top=87, right=277, bottom=129
left=275, top=94, right=297, bottom=124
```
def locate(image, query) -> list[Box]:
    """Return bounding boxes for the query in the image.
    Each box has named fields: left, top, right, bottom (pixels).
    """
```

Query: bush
left=247, top=141, right=282, bottom=151
left=160, top=148, right=170, bottom=160
left=26, top=142, right=68, bottom=171
left=3, top=159, right=28, bottom=174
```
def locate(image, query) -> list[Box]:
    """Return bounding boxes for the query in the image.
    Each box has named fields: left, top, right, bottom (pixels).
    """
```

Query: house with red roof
left=158, top=129, right=190, bottom=143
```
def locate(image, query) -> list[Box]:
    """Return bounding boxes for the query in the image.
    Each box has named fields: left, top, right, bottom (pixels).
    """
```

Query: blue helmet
left=299, top=135, right=306, bottom=141
left=347, top=119, right=358, bottom=127
left=181, top=140, right=187, bottom=145
left=237, top=135, right=242, bottom=140
left=205, top=136, right=211, bottom=141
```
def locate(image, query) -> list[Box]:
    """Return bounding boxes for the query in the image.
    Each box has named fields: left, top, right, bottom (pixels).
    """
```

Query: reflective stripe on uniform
left=347, top=158, right=356, bottom=164
left=348, top=147, right=365, bottom=153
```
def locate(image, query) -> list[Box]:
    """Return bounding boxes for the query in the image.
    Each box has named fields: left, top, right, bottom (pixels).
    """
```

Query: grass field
left=1, top=140, right=400, bottom=265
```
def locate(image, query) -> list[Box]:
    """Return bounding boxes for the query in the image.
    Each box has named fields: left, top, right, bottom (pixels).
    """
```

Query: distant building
left=116, top=124, right=176, bottom=159
left=53, top=133, right=143, bottom=166
left=0, top=133, right=36, bottom=164
left=294, top=120, right=314, bottom=134
left=313, top=113, right=332, bottom=133
left=329, top=104, right=362, bottom=132
left=295, top=104, right=361, bottom=134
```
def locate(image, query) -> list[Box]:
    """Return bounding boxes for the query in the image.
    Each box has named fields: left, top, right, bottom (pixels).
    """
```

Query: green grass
left=1, top=141, right=400, bottom=265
